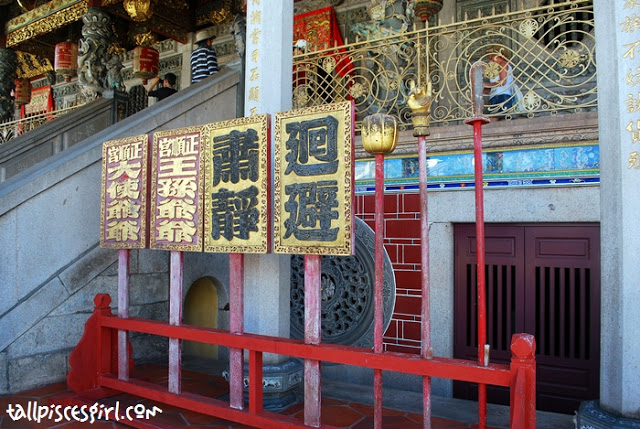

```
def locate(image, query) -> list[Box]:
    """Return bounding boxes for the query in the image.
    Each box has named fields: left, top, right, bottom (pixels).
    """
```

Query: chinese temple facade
left=0, top=0, right=638, bottom=427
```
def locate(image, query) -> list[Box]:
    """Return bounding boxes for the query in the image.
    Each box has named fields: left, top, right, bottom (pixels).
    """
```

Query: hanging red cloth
left=293, top=6, right=353, bottom=77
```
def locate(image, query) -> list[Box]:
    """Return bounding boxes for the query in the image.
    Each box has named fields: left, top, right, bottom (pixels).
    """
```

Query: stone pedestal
left=576, top=401, right=640, bottom=429
left=222, top=358, right=303, bottom=412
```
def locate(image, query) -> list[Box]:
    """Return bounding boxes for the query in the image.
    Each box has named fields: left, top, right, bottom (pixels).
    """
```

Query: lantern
left=123, top=0, right=154, bottom=22
left=414, top=0, right=443, bottom=22
left=54, top=41, right=78, bottom=82
left=14, top=78, right=31, bottom=107
left=132, top=46, right=159, bottom=84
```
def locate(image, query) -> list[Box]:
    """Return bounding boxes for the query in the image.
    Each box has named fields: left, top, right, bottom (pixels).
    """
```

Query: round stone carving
left=290, top=217, right=396, bottom=348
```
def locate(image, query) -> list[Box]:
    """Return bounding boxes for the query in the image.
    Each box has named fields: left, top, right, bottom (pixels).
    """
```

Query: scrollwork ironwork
left=292, top=0, right=596, bottom=129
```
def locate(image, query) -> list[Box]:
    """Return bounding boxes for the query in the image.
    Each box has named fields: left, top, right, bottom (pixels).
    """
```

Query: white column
left=594, top=0, right=640, bottom=416
left=244, top=0, right=293, bottom=363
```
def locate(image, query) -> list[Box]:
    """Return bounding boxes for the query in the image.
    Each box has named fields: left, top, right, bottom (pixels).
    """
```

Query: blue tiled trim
left=354, top=142, right=600, bottom=193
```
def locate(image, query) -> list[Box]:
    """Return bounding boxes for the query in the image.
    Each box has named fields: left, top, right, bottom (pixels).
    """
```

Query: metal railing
left=292, top=0, right=595, bottom=130
left=0, top=103, right=84, bottom=145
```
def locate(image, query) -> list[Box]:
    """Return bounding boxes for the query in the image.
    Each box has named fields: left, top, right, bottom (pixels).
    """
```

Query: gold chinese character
left=107, top=142, right=143, bottom=163
left=625, top=93, right=640, bottom=112
left=107, top=179, right=140, bottom=200
left=158, top=134, right=199, bottom=157
left=157, top=155, right=198, bottom=177
left=621, top=14, right=640, bottom=32
left=156, top=219, right=197, bottom=243
left=626, top=67, right=640, bottom=86
left=626, top=0, right=640, bottom=9
left=250, top=67, right=260, bottom=81
left=106, top=199, right=141, bottom=220
left=250, top=28, right=261, bottom=45
left=156, top=198, right=197, bottom=220
left=157, top=178, right=198, bottom=199
left=249, top=86, right=260, bottom=102
left=250, top=107, right=258, bottom=116
left=107, top=160, right=142, bottom=181
left=623, top=40, right=640, bottom=60
left=106, top=220, right=140, bottom=241
left=627, top=120, right=640, bottom=143
left=629, top=151, right=640, bottom=168
left=250, top=10, right=261, bottom=24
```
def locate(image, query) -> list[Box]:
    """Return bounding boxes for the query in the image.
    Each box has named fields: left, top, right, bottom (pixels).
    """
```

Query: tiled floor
left=0, top=363, right=493, bottom=429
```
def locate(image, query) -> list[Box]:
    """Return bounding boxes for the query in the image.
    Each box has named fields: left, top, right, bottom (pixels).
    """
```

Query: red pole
left=373, top=152, right=385, bottom=429
left=417, top=136, right=432, bottom=429
left=168, top=251, right=183, bottom=394
left=117, top=249, right=130, bottom=381
left=466, top=61, right=491, bottom=429
left=229, top=253, right=244, bottom=410
left=304, top=254, right=322, bottom=427
left=472, top=119, right=488, bottom=429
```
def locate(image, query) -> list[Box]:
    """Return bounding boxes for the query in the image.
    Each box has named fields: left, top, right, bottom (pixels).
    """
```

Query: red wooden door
left=453, top=223, right=600, bottom=414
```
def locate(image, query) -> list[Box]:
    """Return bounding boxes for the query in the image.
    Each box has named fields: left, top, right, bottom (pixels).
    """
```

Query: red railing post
left=67, top=294, right=115, bottom=392
left=510, top=333, right=536, bottom=429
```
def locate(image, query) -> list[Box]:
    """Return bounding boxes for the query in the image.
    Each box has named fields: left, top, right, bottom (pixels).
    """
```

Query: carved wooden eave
left=5, top=0, right=88, bottom=49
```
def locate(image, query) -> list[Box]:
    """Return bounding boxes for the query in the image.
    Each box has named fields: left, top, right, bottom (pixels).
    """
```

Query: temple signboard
left=100, top=134, right=150, bottom=249
left=150, top=127, right=204, bottom=251
left=203, top=115, right=271, bottom=253
left=273, top=101, right=355, bottom=255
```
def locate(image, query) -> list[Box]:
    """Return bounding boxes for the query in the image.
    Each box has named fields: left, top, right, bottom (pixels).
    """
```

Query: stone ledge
left=576, top=401, right=640, bottom=429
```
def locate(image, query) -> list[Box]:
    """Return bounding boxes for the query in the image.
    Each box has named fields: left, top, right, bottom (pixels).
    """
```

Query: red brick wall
left=355, top=192, right=423, bottom=354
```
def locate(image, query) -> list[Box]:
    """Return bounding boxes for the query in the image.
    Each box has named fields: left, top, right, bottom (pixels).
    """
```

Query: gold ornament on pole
left=361, top=113, right=398, bottom=155
left=124, top=0, right=154, bottom=22
left=407, top=81, right=435, bottom=137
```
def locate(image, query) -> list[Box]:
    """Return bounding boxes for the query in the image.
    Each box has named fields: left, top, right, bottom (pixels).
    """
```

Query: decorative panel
left=274, top=101, right=355, bottom=256
left=203, top=114, right=271, bottom=254
left=150, top=126, right=204, bottom=251
left=100, top=134, right=150, bottom=249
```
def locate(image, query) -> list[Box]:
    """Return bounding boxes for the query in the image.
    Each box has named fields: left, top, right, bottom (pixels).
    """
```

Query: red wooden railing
left=67, top=293, right=536, bottom=429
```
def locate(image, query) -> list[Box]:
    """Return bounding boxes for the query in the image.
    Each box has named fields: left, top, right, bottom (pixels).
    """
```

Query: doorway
left=183, top=277, right=219, bottom=359
left=453, top=223, right=600, bottom=414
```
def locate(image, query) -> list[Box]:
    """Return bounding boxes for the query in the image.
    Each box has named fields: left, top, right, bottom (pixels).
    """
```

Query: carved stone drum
left=290, top=217, right=396, bottom=348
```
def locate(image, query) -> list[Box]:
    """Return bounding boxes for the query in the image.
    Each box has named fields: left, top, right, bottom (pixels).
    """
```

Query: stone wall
left=0, top=69, right=240, bottom=394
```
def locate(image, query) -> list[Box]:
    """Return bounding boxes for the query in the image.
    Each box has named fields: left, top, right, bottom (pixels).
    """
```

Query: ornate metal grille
left=292, top=0, right=595, bottom=130
left=0, top=104, right=83, bottom=145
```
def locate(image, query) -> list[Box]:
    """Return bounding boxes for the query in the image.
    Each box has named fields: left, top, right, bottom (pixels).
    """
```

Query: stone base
left=576, top=401, right=640, bottom=428
left=222, top=358, right=303, bottom=412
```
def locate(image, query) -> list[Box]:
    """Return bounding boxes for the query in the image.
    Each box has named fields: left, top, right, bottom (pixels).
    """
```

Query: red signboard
left=150, top=127, right=204, bottom=251
left=100, top=134, right=150, bottom=249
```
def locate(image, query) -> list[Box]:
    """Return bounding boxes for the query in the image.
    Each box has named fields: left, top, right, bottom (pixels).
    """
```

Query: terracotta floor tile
left=352, top=415, right=424, bottom=429
left=320, top=404, right=365, bottom=427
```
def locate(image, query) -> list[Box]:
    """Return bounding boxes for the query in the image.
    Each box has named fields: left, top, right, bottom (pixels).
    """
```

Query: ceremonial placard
left=100, top=134, right=150, bottom=249
left=203, top=115, right=271, bottom=253
left=274, top=101, right=355, bottom=255
left=150, top=127, right=204, bottom=251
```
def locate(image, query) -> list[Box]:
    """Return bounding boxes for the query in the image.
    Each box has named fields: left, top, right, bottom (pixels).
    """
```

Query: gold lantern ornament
left=361, top=113, right=398, bottom=155
left=124, top=0, right=154, bottom=22
left=414, top=0, right=443, bottom=22
left=14, top=78, right=32, bottom=106
left=54, top=41, right=78, bottom=82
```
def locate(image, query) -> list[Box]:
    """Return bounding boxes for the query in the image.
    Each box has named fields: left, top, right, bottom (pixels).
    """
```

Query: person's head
left=293, top=39, right=307, bottom=56
left=163, top=73, right=176, bottom=87
left=486, top=46, right=510, bottom=64
left=195, top=27, right=216, bottom=48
